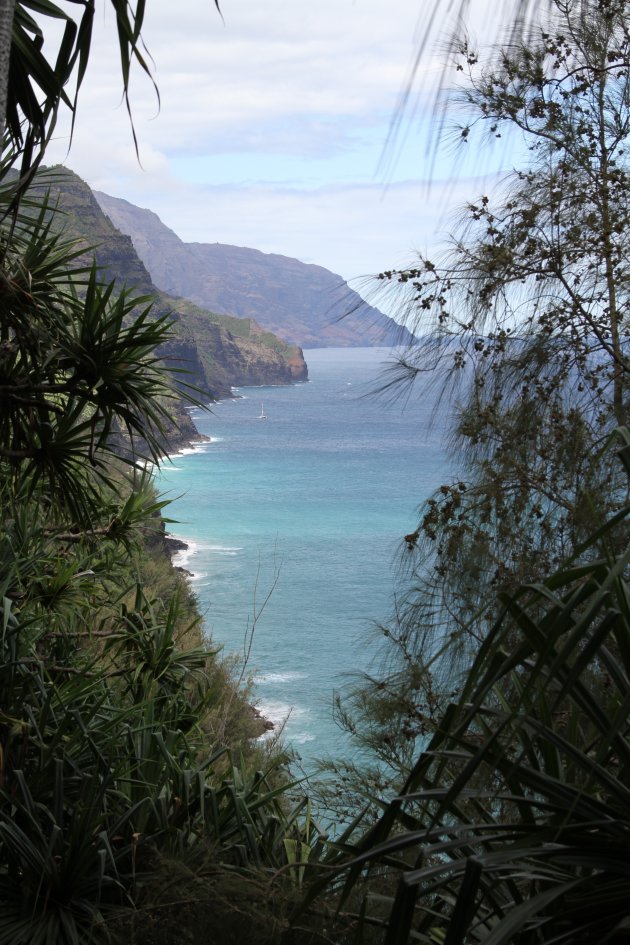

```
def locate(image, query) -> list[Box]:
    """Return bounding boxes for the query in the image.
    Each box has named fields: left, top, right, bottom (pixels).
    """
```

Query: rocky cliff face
left=32, top=167, right=155, bottom=292
left=34, top=167, right=308, bottom=408
left=94, top=190, right=414, bottom=348
left=160, top=319, right=306, bottom=399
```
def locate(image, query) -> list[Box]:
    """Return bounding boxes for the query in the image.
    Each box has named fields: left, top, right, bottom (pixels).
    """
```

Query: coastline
left=164, top=534, right=193, bottom=576
left=154, top=348, right=432, bottom=767
left=160, top=484, right=276, bottom=739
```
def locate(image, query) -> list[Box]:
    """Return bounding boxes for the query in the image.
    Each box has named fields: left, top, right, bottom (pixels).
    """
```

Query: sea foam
left=256, top=671, right=309, bottom=685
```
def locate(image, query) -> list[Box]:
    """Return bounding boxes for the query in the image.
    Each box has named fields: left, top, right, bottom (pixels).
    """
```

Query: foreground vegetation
left=0, top=8, right=319, bottom=936
left=0, top=184, right=328, bottom=941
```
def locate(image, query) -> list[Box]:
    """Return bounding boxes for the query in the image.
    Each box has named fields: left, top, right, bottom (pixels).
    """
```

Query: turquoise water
left=156, top=347, right=449, bottom=771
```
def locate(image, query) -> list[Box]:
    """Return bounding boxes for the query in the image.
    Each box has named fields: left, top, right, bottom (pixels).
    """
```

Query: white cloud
left=45, top=0, right=514, bottom=292
left=52, top=0, right=435, bottom=153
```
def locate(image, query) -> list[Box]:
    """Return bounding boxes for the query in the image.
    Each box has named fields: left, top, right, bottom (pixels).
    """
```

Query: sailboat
left=258, top=402, right=267, bottom=421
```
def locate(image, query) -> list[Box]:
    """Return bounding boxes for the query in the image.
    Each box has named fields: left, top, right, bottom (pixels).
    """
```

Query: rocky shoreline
left=164, top=534, right=193, bottom=576
left=163, top=529, right=274, bottom=736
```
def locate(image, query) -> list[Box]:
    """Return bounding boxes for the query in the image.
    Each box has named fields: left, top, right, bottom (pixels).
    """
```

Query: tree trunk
left=0, top=0, right=15, bottom=140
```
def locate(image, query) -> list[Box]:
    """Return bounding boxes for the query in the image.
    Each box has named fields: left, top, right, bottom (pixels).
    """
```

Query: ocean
left=156, top=347, right=450, bottom=773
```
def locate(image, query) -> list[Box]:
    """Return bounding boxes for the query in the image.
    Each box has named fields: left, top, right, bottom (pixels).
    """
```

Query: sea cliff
left=31, top=167, right=308, bottom=449
left=95, top=188, right=416, bottom=348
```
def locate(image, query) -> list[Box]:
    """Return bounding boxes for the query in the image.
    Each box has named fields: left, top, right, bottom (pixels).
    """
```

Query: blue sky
left=46, top=0, right=513, bottom=314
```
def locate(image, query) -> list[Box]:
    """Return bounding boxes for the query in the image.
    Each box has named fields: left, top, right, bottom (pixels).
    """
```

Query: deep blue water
left=156, top=347, right=450, bottom=772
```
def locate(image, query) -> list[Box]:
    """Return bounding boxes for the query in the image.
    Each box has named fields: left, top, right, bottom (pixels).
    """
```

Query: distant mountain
left=32, top=167, right=307, bottom=451
left=94, top=191, right=412, bottom=348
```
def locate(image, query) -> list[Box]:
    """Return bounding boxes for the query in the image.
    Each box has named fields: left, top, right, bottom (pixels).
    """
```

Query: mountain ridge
left=94, top=190, right=411, bottom=349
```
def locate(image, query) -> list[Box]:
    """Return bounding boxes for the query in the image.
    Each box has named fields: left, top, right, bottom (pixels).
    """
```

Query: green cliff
left=32, top=167, right=308, bottom=432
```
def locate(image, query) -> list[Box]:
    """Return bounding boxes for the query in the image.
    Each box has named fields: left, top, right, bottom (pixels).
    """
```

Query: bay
left=156, top=347, right=450, bottom=772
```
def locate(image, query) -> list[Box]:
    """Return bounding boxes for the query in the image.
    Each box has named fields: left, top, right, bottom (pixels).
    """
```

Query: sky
left=45, top=0, right=513, bottom=313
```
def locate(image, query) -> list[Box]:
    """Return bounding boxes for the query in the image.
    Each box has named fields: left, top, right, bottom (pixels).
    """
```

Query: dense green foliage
left=0, top=469, right=317, bottom=942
